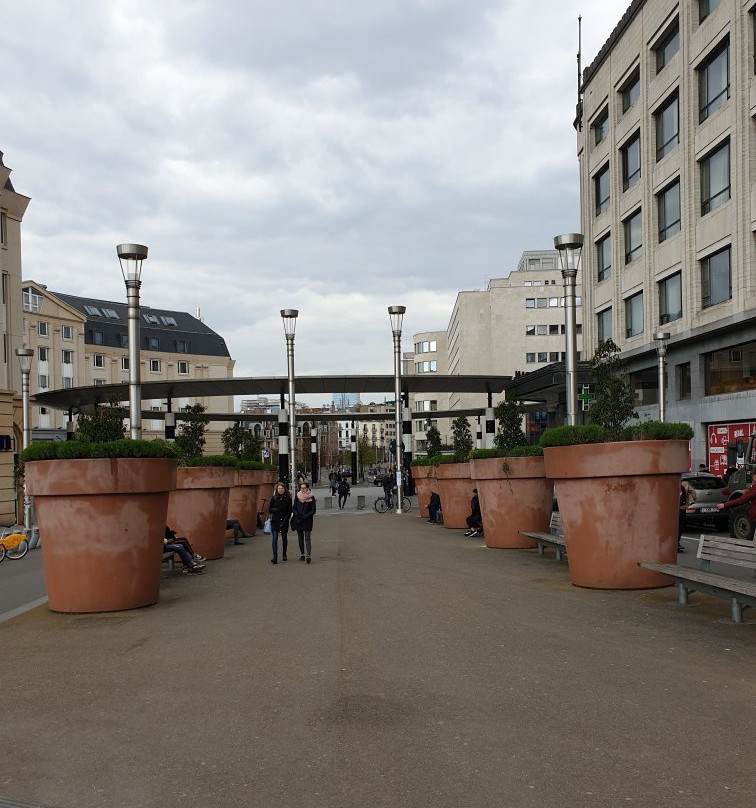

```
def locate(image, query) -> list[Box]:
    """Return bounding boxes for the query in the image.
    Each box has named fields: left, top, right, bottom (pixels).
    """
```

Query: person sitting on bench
left=226, top=518, right=251, bottom=545
left=164, top=527, right=205, bottom=574
left=427, top=492, right=441, bottom=524
left=464, top=488, right=483, bottom=537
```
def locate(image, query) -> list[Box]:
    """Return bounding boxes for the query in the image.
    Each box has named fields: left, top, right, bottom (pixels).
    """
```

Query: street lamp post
left=554, top=233, right=584, bottom=426
left=654, top=331, right=671, bottom=422
left=281, top=309, right=299, bottom=487
left=388, top=305, right=406, bottom=514
left=117, top=243, right=148, bottom=439
left=16, top=347, right=33, bottom=531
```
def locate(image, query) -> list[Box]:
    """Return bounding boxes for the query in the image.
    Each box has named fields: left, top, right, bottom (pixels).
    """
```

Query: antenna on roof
left=196, top=306, right=203, bottom=323
left=574, top=15, right=584, bottom=131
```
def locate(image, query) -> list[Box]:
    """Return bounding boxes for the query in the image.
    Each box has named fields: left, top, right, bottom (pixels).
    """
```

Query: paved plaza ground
left=1, top=487, right=754, bottom=808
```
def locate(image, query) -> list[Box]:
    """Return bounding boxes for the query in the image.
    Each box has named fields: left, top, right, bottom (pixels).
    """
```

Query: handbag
left=263, top=517, right=272, bottom=534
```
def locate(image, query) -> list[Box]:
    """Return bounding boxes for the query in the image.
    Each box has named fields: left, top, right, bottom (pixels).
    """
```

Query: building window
left=160, top=316, right=177, bottom=326
left=525, top=325, right=536, bottom=336
left=596, top=234, right=611, bottom=282
left=549, top=352, right=559, bottom=362
left=549, top=324, right=560, bottom=335
left=621, top=133, right=641, bottom=190
left=620, top=69, right=640, bottom=113
left=62, top=325, right=73, bottom=340
left=38, top=347, right=48, bottom=362
left=121, top=357, right=129, bottom=371
left=655, top=20, right=679, bottom=73
left=536, top=298, right=547, bottom=309
left=659, top=272, right=682, bottom=325
left=94, top=379, right=106, bottom=386
left=597, top=308, right=613, bottom=344
left=175, top=340, right=188, bottom=353
left=0, top=211, right=6, bottom=245
left=525, top=298, right=535, bottom=308
left=701, top=246, right=731, bottom=308
left=657, top=180, right=681, bottom=242
left=536, top=325, right=547, bottom=335
left=38, top=321, right=49, bottom=337
left=62, top=350, right=73, bottom=364
left=595, top=164, right=610, bottom=214
left=699, top=0, right=721, bottom=24
left=699, top=39, right=729, bottom=122
left=143, top=313, right=159, bottom=325
left=22, top=288, right=43, bottom=312
left=676, top=363, right=691, bottom=400
left=526, top=353, right=536, bottom=363
left=537, top=352, right=548, bottom=363
left=118, top=333, right=128, bottom=348
left=700, top=140, right=730, bottom=215
left=655, top=92, right=679, bottom=160
left=593, top=107, right=609, bottom=145
left=414, top=360, right=437, bottom=373
left=63, top=377, right=73, bottom=389
left=178, top=360, right=189, bottom=375
left=93, top=354, right=105, bottom=368
left=92, top=330, right=104, bottom=345
left=147, top=336, right=160, bottom=351
left=38, top=374, right=48, bottom=389
left=624, top=210, right=642, bottom=264
left=625, top=292, right=644, bottom=338
left=704, top=339, right=756, bottom=395
left=103, top=308, right=119, bottom=319
left=150, top=359, right=161, bottom=373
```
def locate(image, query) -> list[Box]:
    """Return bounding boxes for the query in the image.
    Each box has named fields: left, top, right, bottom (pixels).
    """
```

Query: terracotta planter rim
left=543, top=439, right=690, bottom=479
left=470, top=455, right=545, bottom=481
left=175, top=466, right=236, bottom=489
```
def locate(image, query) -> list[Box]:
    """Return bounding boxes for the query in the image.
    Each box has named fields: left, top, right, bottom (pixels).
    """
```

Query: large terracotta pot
left=25, top=458, right=177, bottom=613
left=470, top=456, right=552, bottom=549
left=543, top=440, right=689, bottom=589
left=411, top=464, right=438, bottom=518
left=167, top=466, right=235, bottom=560
left=435, top=462, right=473, bottom=529
left=227, top=469, right=265, bottom=537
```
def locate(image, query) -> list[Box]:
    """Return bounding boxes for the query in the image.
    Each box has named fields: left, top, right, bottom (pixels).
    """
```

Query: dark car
left=680, top=473, right=728, bottom=529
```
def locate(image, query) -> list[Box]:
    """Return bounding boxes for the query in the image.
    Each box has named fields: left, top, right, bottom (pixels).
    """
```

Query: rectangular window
left=676, top=363, right=691, bottom=400
left=625, top=292, right=644, bottom=338
left=700, top=141, right=730, bottom=215
left=699, top=40, right=729, bottom=122
left=622, top=133, right=641, bottom=190
left=62, top=350, right=73, bottom=364
left=38, top=374, right=48, bottom=389
left=699, top=0, right=722, bottom=24
left=659, top=272, right=682, bottom=324
left=549, top=352, right=560, bottom=362
left=93, top=354, right=105, bottom=368
left=103, top=308, right=119, bottom=319
left=658, top=180, right=681, bottom=242
left=548, top=297, right=559, bottom=308
left=0, top=211, right=6, bottom=245
left=621, top=69, right=640, bottom=113
left=701, top=246, right=731, bottom=308
left=655, top=21, right=679, bottom=73
left=704, top=340, right=756, bottom=395
left=596, top=234, right=612, bottom=282
left=525, top=298, right=535, bottom=308
left=121, top=357, right=129, bottom=371
left=93, top=330, right=104, bottom=345
left=94, top=379, right=106, bottom=386
left=150, top=359, right=161, bottom=372
left=595, top=165, right=610, bottom=214
left=62, top=325, right=73, bottom=340
left=655, top=92, right=679, bottom=160
left=175, top=340, right=188, bottom=353
left=178, top=360, right=189, bottom=375
left=525, top=325, right=536, bottom=336
left=147, top=336, right=160, bottom=351
left=526, top=353, right=536, bottom=363
left=536, top=325, right=547, bottom=335
left=143, top=313, right=159, bottom=325
left=624, top=210, right=642, bottom=264
left=118, top=333, right=128, bottom=348
left=38, top=347, right=48, bottom=362
left=22, top=289, right=43, bottom=312
left=536, top=298, right=547, bottom=308
left=537, top=352, right=548, bottom=363
left=63, top=377, right=73, bottom=389
left=84, top=305, right=102, bottom=316
left=549, top=324, right=560, bottom=335
left=38, top=321, right=49, bottom=337
left=593, top=108, right=609, bottom=145
left=597, top=308, right=613, bottom=343
left=160, top=316, right=177, bottom=326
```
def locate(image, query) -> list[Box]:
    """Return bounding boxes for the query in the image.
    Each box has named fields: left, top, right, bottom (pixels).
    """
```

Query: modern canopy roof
left=33, top=374, right=512, bottom=412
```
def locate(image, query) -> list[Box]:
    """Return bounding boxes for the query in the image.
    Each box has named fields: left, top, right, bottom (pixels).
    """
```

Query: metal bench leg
left=677, top=583, right=690, bottom=606
left=537, top=542, right=545, bottom=557
left=555, top=547, right=564, bottom=562
left=731, top=598, right=743, bottom=624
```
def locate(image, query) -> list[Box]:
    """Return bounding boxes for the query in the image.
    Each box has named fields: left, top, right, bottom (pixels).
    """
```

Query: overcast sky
left=1, top=0, right=630, bottom=405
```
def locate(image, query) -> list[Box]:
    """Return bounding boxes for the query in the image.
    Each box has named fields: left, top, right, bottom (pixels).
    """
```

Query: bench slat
left=519, top=531, right=566, bottom=546
left=639, top=562, right=756, bottom=597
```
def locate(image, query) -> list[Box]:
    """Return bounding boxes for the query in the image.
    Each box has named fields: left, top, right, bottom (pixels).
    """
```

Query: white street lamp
left=281, top=309, right=299, bottom=487
left=654, top=331, right=671, bottom=422
left=117, top=243, right=148, bottom=439
left=554, top=233, right=584, bottom=426
left=16, top=347, right=33, bottom=530
left=388, top=305, right=406, bottom=514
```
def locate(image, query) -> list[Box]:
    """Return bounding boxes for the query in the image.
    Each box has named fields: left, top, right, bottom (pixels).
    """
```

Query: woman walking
left=291, top=480, right=317, bottom=563
left=268, top=482, right=293, bottom=564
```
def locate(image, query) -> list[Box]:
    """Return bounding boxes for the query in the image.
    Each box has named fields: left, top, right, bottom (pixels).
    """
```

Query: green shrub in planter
left=21, top=439, right=180, bottom=463
left=471, top=445, right=543, bottom=459
left=183, top=454, right=237, bottom=468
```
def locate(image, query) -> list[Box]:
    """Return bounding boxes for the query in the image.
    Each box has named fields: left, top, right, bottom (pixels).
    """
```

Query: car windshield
left=685, top=477, right=725, bottom=490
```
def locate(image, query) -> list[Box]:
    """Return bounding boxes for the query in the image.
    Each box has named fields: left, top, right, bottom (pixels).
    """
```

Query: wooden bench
left=639, top=535, right=756, bottom=623
left=519, top=512, right=567, bottom=562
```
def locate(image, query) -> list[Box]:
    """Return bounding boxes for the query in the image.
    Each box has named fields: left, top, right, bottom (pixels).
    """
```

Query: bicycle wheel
left=5, top=537, right=29, bottom=560
left=374, top=497, right=388, bottom=514
left=401, top=497, right=412, bottom=512
left=0, top=543, right=5, bottom=562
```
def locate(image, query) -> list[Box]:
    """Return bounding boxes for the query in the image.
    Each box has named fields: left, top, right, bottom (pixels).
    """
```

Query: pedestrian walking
left=338, top=477, right=350, bottom=509
left=291, top=480, right=317, bottom=563
left=268, top=482, right=293, bottom=564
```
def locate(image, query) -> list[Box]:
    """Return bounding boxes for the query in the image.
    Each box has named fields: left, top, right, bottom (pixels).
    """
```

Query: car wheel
left=729, top=506, right=751, bottom=540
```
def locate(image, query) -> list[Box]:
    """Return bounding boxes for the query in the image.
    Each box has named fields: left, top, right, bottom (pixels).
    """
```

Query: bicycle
left=374, top=496, right=412, bottom=514
left=0, top=528, right=30, bottom=562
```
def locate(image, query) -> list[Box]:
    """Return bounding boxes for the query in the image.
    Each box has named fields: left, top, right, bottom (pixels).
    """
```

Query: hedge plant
left=21, top=439, right=180, bottom=463
left=182, top=454, right=237, bottom=468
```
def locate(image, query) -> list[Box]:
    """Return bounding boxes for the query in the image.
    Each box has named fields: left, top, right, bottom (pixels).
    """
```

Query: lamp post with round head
left=554, top=233, right=584, bottom=426
left=117, top=243, right=148, bottom=439
left=16, top=347, right=33, bottom=530
left=388, top=305, right=406, bottom=513
left=281, top=309, right=299, bottom=487
left=653, top=331, right=671, bottom=422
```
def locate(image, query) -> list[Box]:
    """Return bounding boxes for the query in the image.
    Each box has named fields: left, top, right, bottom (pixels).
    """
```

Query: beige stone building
left=577, top=0, right=756, bottom=469
left=21, top=283, right=235, bottom=454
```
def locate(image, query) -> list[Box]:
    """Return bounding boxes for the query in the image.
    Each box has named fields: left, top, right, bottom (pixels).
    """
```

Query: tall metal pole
left=388, top=306, right=406, bottom=514
left=281, top=309, right=299, bottom=488
left=554, top=234, right=583, bottom=427
left=16, top=347, right=33, bottom=531
left=654, top=331, right=670, bottom=422
left=117, top=244, right=148, bottom=440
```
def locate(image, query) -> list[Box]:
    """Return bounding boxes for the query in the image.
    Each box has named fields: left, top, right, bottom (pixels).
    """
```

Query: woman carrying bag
left=267, top=482, right=293, bottom=564
left=291, top=481, right=317, bottom=563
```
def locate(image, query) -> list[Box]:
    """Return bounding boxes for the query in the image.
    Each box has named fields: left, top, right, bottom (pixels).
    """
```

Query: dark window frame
left=655, top=91, right=679, bottom=160
left=657, top=180, right=681, bottom=242
left=621, top=132, right=641, bottom=191
left=699, top=39, right=730, bottom=122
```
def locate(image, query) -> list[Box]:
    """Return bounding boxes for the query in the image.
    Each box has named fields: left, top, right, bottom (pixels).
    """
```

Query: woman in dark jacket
left=291, top=481, right=317, bottom=563
left=268, top=482, right=293, bottom=564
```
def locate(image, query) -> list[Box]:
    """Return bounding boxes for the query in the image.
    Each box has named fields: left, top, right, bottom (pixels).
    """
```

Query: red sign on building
left=706, top=421, right=756, bottom=476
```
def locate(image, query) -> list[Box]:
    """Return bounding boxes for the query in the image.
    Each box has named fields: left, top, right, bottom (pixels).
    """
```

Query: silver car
left=680, top=473, right=728, bottom=529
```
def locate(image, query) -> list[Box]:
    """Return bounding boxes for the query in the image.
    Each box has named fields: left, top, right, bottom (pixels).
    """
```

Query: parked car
left=680, top=473, right=728, bottom=529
